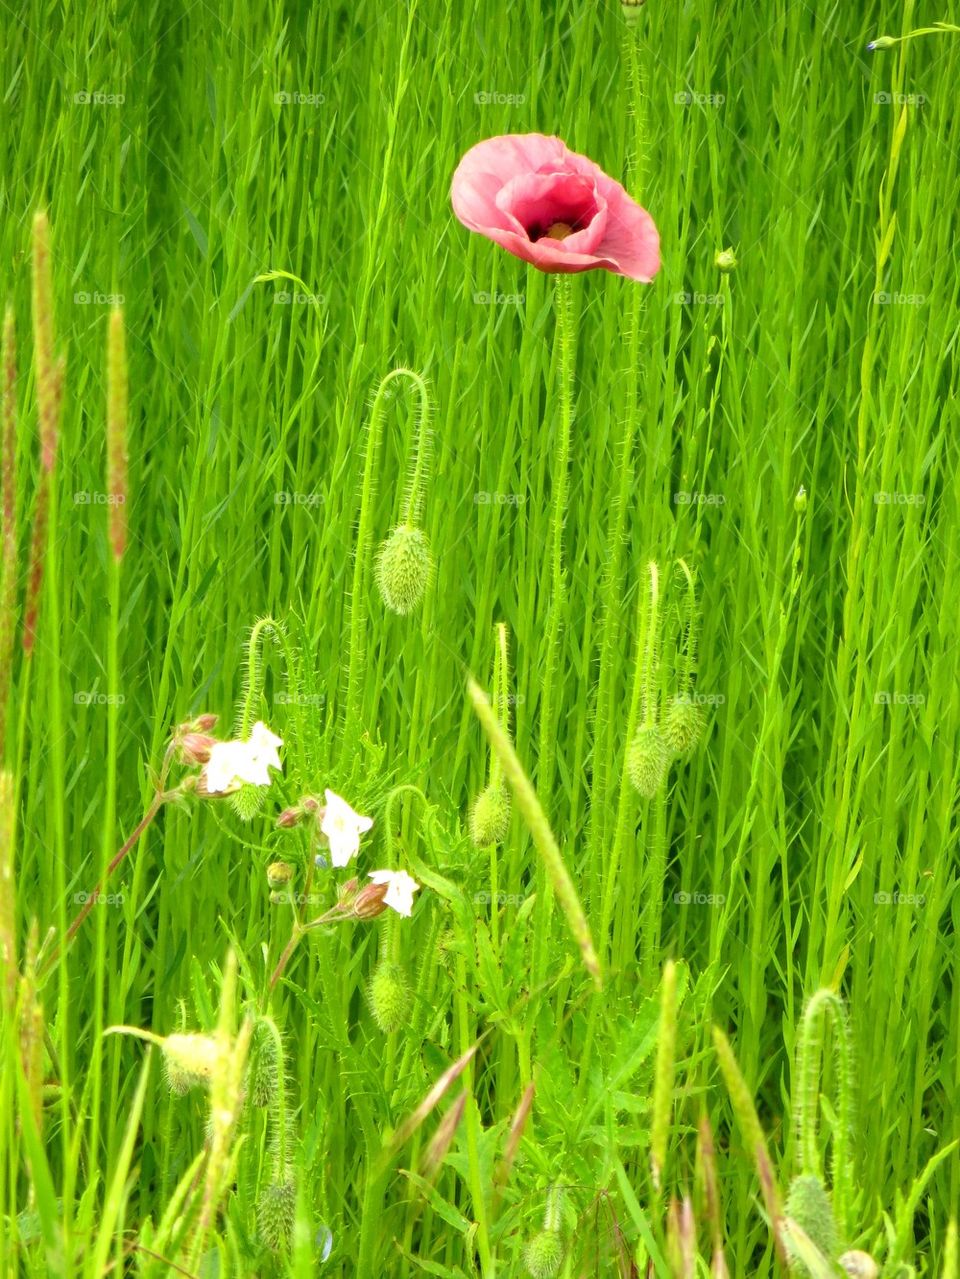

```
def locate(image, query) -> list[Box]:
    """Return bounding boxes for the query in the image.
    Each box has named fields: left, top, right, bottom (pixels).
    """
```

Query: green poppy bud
left=375, top=524, right=433, bottom=614
left=661, top=697, right=705, bottom=758
left=524, top=1230, right=564, bottom=1278
left=257, top=1177, right=296, bottom=1252
left=369, top=960, right=412, bottom=1034
left=627, top=725, right=670, bottom=798
left=785, top=1175, right=838, bottom=1275
left=469, top=784, right=511, bottom=847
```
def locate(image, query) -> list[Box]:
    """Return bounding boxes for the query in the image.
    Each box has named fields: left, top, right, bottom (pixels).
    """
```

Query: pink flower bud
left=351, top=881, right=390, bottom=920
left=177, top=732, right=217, bottom=766
left=276, top=795, right=323, bottom=829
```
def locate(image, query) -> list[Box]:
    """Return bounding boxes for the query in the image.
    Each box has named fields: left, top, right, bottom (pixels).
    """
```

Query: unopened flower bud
left=276, top=794, right=323, bottom=828
left=375, top=524, right=433, bottom=615
left=267, top=861, right=293, bottom=889
left=524, top=1230, right=564, bottom=1278
left=337, top=877, right=358, bottom=903
left=232, top=781, right=266, bottom=822
left=368, top=960, right=412, bottom=1033
left=867, top=35, right=896, bottom=50
left=469, top=784, right=511, bottom=847
left=627, top=725, right=671, bottom=798
left=351, top=881, right=390, bottom=920
left=794, top=485, right=807, bottom=513
left=248, top=1020, right=281, bottom=1107
left=839, top=1251, right=879, bottom=1279
left=176, top=713, right=218, bottom=737
left=785, top=1175, right=837, bottom=1272
left=257, top=1177, right=296, bottom=1252
left=661, top=697, right=705, bottom=759
left=177, top=732, right=218, bottom=765
left=715, top=246, right=738, bottom=273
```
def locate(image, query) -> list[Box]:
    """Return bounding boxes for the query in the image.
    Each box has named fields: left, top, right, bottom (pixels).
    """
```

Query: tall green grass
left=1, top=0, right=959, bottom=1274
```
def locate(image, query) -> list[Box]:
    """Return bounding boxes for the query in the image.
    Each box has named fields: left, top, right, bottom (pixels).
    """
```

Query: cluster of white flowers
left=190, top=720, right=419, bottom=919
left=319, top=789, right=419, bottom=917
left=202, top=721, right=284, bottom=794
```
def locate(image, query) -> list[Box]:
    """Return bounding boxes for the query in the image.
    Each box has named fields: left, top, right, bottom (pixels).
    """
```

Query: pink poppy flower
left=451, top=133, right=660, bottom=282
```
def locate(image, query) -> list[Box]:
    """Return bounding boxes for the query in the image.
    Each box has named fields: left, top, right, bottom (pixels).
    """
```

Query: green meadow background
left=1, top=0, right=959, bottom=1274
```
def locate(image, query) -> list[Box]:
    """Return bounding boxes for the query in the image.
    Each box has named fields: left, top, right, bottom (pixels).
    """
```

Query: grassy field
left=1, top=0, right=959, bottom=1275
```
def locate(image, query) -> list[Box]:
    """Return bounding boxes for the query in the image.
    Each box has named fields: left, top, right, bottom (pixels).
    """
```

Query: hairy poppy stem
left=588, top=18, right=652, bottom=930
left=344, top=369, right=425, bottom=750
left=532, top=273, right=577, bottom=985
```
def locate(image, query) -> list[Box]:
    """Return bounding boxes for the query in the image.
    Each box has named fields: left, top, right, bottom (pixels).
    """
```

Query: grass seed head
left=375, top=523, right=433, bottom=614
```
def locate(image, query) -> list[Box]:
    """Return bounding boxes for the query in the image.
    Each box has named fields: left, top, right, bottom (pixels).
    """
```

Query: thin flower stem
left=63, top=800, right=161, bottom=949
left=268, top=926, right=304, bottom=993
left=268, top=907, right=342, bottom=993
left=41, top=744, right=177, bottom=980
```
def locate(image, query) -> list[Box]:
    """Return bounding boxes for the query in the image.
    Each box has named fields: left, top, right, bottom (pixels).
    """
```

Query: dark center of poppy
left=529, top=218, right=580, bottom=242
